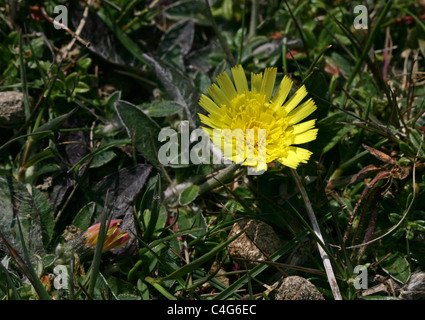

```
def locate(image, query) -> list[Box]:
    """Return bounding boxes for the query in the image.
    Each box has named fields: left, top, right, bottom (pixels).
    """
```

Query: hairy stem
left=199, top=163, right=240, bottom=195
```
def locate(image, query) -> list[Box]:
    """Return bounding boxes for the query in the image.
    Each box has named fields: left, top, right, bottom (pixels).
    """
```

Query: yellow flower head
left=198, top=65, right=318, bottom=172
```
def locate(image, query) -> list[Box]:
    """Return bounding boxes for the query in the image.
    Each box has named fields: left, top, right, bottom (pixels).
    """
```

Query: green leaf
left=42, top=254, right=56, bottom=269
left=89, top=150, right=116, bottom=168
left=179, top=185, right=199, bottom=206
left=115, top=100, right=161, bottom=168
left=144, top=276, right=177, bottom=300
left=410, top=129, right=425, bottom=156
left=92, top=272, right=119, bottom=300
left=137, top=279, right=150, bottom=300
left=23, top=149, right=55, bottom=169
left=313, top=111, right=351, bottom=155
left=147, top=101, right=184, bottom=117
left=118, top=293, right=141, bottom=300
left=74, top=81, right=90, bottom=94
left=399, top=141, right=416, bottom=157
left=379, top=252, right=411, bottom=284
left=142, top=207, right=167, bottom=239
left=144, top=174, right=162, bottom=242
left=30, top=164, right=61, bottom=180
left=65, top=72, right=79, bottom=94
left=0, top=177, right=53, bottom=300
left=303, top=70, right=331, bottom=117
left=0, top=263, right=21, bottom=300
left=142, top=54, right=201, bottom=127
left=77, top=57, right=92, bottom=70
left=158, top=19, right=195, bottom=69
left=177, top=207, right=205, bottom=239
left=97, top=9, right=146, bottom=65
left=72, top=202, right=97, bottom=230
left=388, top=213, right=402, bottom=225
left=392, top=228, right=405, bottom=240
left=33, top=108, right=78, bottom=139
left=164, top=0, right=210, bottom=25
left=0, top=176, right=54, bottom=255
left=30, top=187, right=55, bottom=248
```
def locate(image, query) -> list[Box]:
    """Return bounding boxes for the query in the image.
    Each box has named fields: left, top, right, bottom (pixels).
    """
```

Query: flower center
left=229, top=92, right=270, bottom=130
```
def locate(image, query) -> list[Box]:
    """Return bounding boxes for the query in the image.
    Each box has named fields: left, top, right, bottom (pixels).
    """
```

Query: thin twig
left=290, top=169, right=343, bottom=300
left=63, top=0, right=94, bottom=58
left=40, top=6, right=91, bottom=48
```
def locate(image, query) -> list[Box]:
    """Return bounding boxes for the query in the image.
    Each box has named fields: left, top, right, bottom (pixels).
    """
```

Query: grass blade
left=160, top=228, right=245, bottom=282
left=346, top=1, right=392, bottom=86
left=144, top=174, right=161, bottom=243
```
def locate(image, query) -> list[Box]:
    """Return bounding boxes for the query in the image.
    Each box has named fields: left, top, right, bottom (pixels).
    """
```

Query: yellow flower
left=83, top=219, right=130, bottom=252
left=198, top=65, right=318, bottom=172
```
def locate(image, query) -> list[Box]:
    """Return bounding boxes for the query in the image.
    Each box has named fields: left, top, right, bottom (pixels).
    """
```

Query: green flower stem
left=161, top=164, right=240, bottom=215
left=87, top=209, right=108, bottom=297
left=198, top=163, right=240, bottom=195
left=248, top=0, right=259, bottom=39
left=204, top=0, right=236, bottom=66
left=290, top=168, right=343, bottom=300
left=237, top=0, right=247, bottom=65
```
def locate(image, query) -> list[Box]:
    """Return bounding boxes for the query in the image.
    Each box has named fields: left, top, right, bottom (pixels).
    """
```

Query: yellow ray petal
left=198, top=113, right=221, bottom=129
left=199, top=94, right=221, bottom=117
left=207, top=83, right=231, bottom=107
left=251, top=72, right=263, bottom=93
left=231, top=65, right=249, bottom=94
left=283, top=85, right=308, bottom=114
left=293, top=128, right=318, bottom=144
left=287, top=98, right=317, bottom=125
left=289, top=119, right=316, bottom=135
left=216, top=71, right=238, bottom=100
left=270, top=75, right=293, bottom=110
left=278, top=146, right=312, bottom=169
left=260, top=67, right=277, bottom=102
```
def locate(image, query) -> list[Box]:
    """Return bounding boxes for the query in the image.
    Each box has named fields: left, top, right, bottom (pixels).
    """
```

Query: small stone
left=208, top=260, right=230, bottom=287
left=273, top=276, right=325, bottom=300
left=227, top=219, right=282, bottom=268
left=62, top=225, right=83, bottom=243
left=399, top=272, right=425, bottom=300
left=0, top=91, right=28, bottom=127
